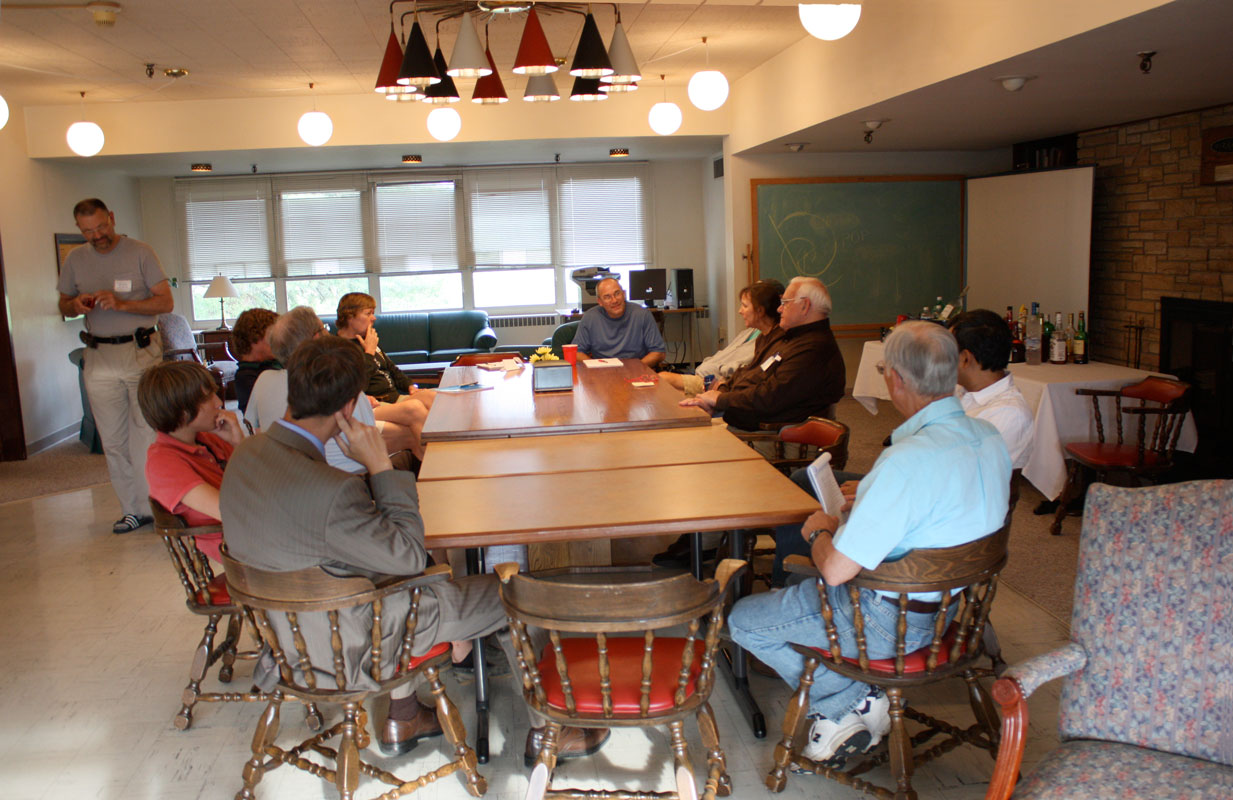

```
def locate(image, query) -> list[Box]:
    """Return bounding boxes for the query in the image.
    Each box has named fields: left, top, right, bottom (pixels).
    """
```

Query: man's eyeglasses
left=778, top=297, right=807, bottom=308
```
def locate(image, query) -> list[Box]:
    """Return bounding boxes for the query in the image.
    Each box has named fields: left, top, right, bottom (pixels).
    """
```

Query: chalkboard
left=753, top=177, right=964, bottom=326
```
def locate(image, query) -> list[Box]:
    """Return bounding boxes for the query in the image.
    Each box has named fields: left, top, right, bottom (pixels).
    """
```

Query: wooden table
left=422, top=358, right=710, bottom=441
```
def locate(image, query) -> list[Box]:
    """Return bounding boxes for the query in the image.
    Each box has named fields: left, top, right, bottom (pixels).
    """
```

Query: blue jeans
left=728, top=579, right=940, bottom=720
left=771, top=468, right=864, bottom=587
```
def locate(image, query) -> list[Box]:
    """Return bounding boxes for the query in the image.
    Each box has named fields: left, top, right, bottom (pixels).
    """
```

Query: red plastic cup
left=562, top=344, right=578, bottom=365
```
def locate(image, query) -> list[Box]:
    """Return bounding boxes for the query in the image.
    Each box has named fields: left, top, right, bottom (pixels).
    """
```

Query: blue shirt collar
left=890, top=395, right=964, bottom=444
left=274, top=418, right=327, bottom=458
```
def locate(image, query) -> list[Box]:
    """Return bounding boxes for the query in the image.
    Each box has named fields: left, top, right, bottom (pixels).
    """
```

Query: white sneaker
left=860, top=690, right=892, bottom=749
left=801, top=711, right=871, bottom=764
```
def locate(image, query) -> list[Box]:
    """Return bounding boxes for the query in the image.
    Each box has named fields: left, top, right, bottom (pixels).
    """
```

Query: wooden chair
left=150, top=499, right=277, bottom=730
left=221, top=551, right=485, bottom=800
left=497, top=560, right=746, bottom=800
left=1050, top=376, right=1189, bottom=535
left=768, top=519, right=1010, bottom=800
left=987, top=481, right=1233, bottom=799
left=451, top=352, right=514, bottom=367
left=158, top=312, right=228, bottom=400
left=729, top=416, right=849, bottom=476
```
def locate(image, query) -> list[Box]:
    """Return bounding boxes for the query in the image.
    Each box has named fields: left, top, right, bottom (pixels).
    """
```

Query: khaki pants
left=82, top=333, right=162, bottom=517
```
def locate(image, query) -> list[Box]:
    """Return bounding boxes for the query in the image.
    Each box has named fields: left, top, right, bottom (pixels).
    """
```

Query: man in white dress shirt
left=948, top=309, right=1034, bottom=469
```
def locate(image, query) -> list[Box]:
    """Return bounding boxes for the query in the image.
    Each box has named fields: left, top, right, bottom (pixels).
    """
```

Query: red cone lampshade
left=472, top=48, right=508, bottom=104
left=513, top=6, right=557, bottom=75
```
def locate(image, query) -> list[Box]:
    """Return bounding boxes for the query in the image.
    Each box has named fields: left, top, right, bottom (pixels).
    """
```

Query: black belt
left=80, top=327, right=155, bottom=348
left=880, top=595, right=942, bottom=614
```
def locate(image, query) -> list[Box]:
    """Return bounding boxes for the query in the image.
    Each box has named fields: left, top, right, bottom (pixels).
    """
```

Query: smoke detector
left=87, top=1, right=122, bottom=26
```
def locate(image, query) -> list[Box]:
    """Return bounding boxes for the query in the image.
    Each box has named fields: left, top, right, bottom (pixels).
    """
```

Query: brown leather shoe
left=524, top=724, right=611, bottom=768
left=377, top=703, right=443, bottom=756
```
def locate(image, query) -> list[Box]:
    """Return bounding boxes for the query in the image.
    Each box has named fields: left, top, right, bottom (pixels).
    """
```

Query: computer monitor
left=630, top=268, right=668, bottom=308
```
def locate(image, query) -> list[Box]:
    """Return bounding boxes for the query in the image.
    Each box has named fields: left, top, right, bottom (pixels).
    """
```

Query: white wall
left=1, top=103, right=145, bottom=449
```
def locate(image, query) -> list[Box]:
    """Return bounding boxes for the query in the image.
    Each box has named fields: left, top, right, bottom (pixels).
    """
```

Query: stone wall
left=1078, top=103, right=1233, bottom=369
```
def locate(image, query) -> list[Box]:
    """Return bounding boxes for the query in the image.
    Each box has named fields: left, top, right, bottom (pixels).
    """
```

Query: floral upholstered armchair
left=986, top=480, right=1233, bottom=800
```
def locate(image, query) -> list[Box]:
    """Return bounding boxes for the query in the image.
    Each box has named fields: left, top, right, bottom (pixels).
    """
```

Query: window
left=175, top=163, right=653, bottom=325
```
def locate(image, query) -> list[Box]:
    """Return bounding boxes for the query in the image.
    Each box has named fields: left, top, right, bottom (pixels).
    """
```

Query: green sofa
left=322, top=310, right=497, bottom=365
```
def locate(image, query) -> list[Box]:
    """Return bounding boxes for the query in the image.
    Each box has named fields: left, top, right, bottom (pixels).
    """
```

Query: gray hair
left=883, top=321, right=957, bottom=397
left=269, top=306, right=324, bottom=364
left=788, top=276, right=832, bottom=317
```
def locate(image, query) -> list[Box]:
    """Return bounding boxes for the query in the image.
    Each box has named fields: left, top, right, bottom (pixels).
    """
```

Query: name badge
left=760, top=354, right=782, bottom=372
left=114, top=279, right=132, bottom=293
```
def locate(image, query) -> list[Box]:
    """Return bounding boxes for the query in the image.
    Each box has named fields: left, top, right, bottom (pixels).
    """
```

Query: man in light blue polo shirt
left=573, top=278, right=666, bottom=368
left=728, top=321, right=1010, bottom=767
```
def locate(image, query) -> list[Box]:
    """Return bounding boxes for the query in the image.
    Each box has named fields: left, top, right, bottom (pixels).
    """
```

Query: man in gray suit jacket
left=221, top=336, right=607, bottom=762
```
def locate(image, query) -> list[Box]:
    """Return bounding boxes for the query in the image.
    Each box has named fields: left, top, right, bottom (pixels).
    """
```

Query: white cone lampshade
left=523, top=73, right=561, bottom=102
left=448, top=14, right=492, bottom=78
left=67, top=121, right=105, bottom=156
left=602, top=22, right=641, bottom=86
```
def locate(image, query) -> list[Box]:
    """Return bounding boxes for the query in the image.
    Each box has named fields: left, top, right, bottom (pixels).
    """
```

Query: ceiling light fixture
left=995, top=75, right=1033, bottom=92
left=66, top=92, right=105, bottom=157
left=687, top=37, right=728, bottom=111
left=427, top=106, right=462, bottom=141
left=523, top=72, right=561, bottom=102
left=0, top=94, right=9, bottom=132
left=297, top=83, right=333, bottom=146
left=569, top=76, right=607, bottom=102
left=190, top=163, right=212, bottom=172
left=448, top=13, right=492, bottom=78
left=421, top=36, right=461, bottom=104
left=376, top=23, right=412, bottom=96
left=398, top=15, right=441, bottom=88
left=163, top=67, right=189, bottom=79
left=512, top=6, right=556, bottom=75
left=648, top=75, right=682, bottom=136
left=609, top=147, right=629, bottom=158
left=798, top=2, right=861, bottom=41
left=601, top=10, right=640, bottom=90
left=863, top=118, right=883, bottom=144
left=402, top=154, right=423, bottom=164
left=569, top=11, right=613, bottom=78
left=86, top=1, right=121, bottom=26
left=785, top=142, right=806, bottom=153
left=472, top=42, right=508, bottom=104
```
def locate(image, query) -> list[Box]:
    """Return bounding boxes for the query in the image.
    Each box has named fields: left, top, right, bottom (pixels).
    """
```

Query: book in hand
left=582, top=357, right=623, bottom=368
left=805, top=451, right=847, bottom=518
left=436, top=382, right=493, bottom=393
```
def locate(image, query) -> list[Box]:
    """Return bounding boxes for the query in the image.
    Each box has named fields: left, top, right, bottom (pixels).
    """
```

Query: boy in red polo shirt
left=139, top=361, right=244, bottom=562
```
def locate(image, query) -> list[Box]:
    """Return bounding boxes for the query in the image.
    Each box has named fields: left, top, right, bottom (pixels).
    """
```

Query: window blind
left=556, top=163, right=651, bottom=268
left=375, top=180, right=459, bottom=272
left=467, top=168, right=552, bottom=268
left=276, top=175, right=366, bottom=277
left=175, top=178, right=272, bottom=282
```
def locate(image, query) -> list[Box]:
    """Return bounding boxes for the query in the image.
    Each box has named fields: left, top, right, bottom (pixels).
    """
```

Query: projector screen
left=966, top=166, right=1095, bottom=321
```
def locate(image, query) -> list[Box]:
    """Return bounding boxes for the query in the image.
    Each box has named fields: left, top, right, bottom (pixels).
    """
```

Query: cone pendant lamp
left=513, top=6, right=556, bottom=75
left=448, top=14, right=491, bottom=78
left=398, top=18, right=441, bottom=88
left=568, top=12, right=612, bottom=78
left=472, top=48, right=508, bottom=103
left=421, top=46, right=461, bottom=103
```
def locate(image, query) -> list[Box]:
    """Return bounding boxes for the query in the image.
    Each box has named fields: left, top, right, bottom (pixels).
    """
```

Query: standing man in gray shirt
left=58, top=198, right=174, bottom=533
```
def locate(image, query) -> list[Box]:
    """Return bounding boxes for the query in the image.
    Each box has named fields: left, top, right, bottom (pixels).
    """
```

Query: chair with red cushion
left=497, top=560, right=746, bottom=800
left=222, top=551, right=484, bottom=800
left=767, top=517, right=1011, bottom=800
left=1050, top=376, right=1190, bottom=535
left=729, top=416, right=849, bottom=476
left=150, top=498, right=272, bottom=730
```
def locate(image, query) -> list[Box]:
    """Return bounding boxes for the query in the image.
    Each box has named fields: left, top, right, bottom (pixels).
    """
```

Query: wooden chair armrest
left=1122, top=406, right=1178, bottom=415
left=726, top=427, right=778, bottom=442
left=783, top=554, right=819, bottom=577
left=494, top=562, right=521, bottom=582
left=1073, top=388, right=1121, bottom=397
left=713, top=558, right=747, bottom=595
left=367, top=565, right=452, bottom=602
left=162, top=347, right=201, bottom=361
left=156, top=523, right=224, bottom=539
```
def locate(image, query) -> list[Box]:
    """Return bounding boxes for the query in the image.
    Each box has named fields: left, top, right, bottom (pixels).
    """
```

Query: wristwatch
left=806, top=527, right=833, bottom=547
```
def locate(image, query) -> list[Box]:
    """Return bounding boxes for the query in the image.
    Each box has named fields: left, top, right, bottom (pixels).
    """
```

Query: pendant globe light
left=297, top=83, right=333, bottom=146
left=569, top=75, right=607, bottom=102
left=66, top=92, right=105, bottom=156
left=798, top=2, right=862, bottom=41
left=421, top=41, right=461, bottom=104
left=569, top=12, right=612, bottom=79
left=600, top=11, right=640, bottom=90
left=647, top=75, right=682, bottom=136
left=512, top=6, right=556, bottom=75
left=426, top=106, right=462, bottom=141
left=448, top=13, right=492, bottom=78
left=523, top=72, right=561, bottom=102
left=687, top=37, right=728, bottom=111
left=0, top=93, right=10, bottom=131
left=472, top=45, right=508, bottom=104
left=398, top=16, right=441, bottom=88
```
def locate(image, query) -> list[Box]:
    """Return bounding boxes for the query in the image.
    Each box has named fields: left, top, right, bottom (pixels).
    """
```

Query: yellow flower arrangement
left=528, top=346, right=560, bottom=363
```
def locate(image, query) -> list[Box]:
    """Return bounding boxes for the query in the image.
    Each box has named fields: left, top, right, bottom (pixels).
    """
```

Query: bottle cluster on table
left=1006, top=304, right=1088, bottom=364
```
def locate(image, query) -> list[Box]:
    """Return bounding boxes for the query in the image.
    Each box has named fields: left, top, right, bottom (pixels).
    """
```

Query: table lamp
left=202, top=276, right=239, bottom=330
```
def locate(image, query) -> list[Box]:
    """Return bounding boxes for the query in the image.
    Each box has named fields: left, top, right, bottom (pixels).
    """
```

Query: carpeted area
left=0, top=437, right=111, bottom=506
left=832, top=396, right=1079, bottom=625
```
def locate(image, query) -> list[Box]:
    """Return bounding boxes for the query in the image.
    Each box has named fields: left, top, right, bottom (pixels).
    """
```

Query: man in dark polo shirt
left=680, top=276, right=844, bottom=429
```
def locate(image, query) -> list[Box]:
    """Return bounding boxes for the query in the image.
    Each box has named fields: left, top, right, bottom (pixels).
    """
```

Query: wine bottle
left=1042, top=312, right=1055, bottom=362
left=1072, top=312, right=1088, bottom=364
left=1049, top=312, right=1067, bottom=364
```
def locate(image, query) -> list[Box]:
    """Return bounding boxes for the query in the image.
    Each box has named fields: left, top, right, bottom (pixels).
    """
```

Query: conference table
left=851, top=340, right=1198, bottom=499
left=417, top=361, right=817, bottom=760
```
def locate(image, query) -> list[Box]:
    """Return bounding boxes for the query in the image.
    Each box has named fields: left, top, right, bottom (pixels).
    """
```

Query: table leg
left=689, top=532, right=704, bottom=581
left=716, top=529, right=766, bottom=739
left=464, top=547, right=491, bottom=764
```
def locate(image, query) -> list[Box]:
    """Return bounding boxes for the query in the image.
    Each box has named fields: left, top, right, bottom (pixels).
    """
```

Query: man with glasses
left=680, top=276, right=844, bottom=429
left=572, top=277, right=666, bottom=369
left=57, top=198, right=174, bottom=534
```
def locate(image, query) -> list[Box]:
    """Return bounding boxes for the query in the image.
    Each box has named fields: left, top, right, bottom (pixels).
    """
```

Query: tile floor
left=0, top=484, right=1070, bottom=800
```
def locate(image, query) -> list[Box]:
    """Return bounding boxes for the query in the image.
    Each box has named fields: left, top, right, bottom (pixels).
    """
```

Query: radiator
left=489, top=314, right=562, bottom=330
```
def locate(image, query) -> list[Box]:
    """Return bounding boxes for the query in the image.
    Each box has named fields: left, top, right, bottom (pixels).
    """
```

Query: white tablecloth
left=851, top=340, right=1198, bottom=500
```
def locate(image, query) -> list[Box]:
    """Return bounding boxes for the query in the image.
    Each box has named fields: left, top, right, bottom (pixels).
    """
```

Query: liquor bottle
left=1042, top=312, right=1055, bottom=362
left=920, top=305, right=933, bottom=321
left=1049, top=312, right=1068, bottom=364
left=1025, top=311, right=1043, bottom=365
left=1005, top=306, right=1015, bottom=331
left=1072, top=312, right=1088, bottom=364
left=933, top=296, right=944, bottom=319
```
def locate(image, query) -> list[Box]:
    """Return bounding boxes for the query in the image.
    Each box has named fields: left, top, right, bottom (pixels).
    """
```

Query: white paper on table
left=477, top=357, right=524, bottom=371
left=805, top=452, right=847, bottom=518
left=582, top=358, right=623, bottom=368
